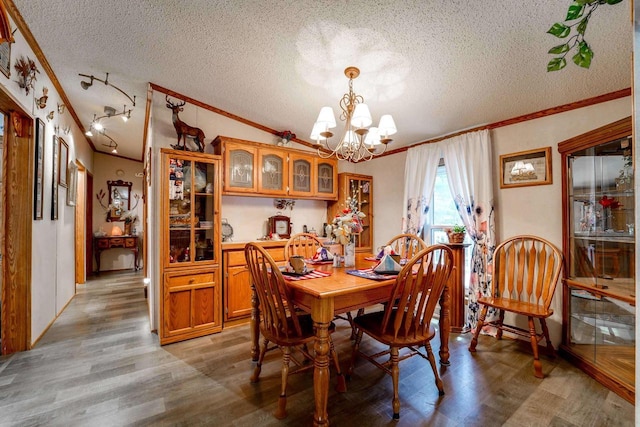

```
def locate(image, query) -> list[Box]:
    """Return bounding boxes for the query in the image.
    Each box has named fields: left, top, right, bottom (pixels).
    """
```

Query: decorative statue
left=165, top=96, right=205, bottom=152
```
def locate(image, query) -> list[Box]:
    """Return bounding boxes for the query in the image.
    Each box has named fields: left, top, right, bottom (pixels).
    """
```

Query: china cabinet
left=160, top=149, right=222, bottom=344
left=327, top=173, right=373, bottom=252
left=558, top=116, right=634, bottom=403
left=212, top=136, right=337, bottom=200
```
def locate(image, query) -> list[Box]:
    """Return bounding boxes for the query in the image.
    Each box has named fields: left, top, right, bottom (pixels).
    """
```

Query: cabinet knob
left=189, top=278, right=195, bottom=284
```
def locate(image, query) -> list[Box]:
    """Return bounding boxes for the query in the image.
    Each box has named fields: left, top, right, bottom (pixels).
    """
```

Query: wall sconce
left=78, top=72, right=136, bottom=106
left=57, top=103, right=66, bottom=114
left=46, top=111, right=54, bottom=121
left=36, top=87, right=48, bottom=109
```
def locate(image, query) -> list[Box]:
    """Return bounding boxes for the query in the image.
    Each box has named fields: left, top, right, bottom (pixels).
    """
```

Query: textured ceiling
left=11, top=0, right=633, bottom=161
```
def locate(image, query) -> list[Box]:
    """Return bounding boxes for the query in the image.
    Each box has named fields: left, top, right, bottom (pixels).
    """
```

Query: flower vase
left=343, top=237, right=356, bottom=268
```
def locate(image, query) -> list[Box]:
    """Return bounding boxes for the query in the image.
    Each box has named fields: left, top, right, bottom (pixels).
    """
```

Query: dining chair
left=348, top=244, right=455, bottom=420
left=468, top=235, right=563, bottom=378
left=284, top=232, right=325, bottom=261
left=244, top=242, right=346, bottom=419
left=384, top=233, right=427, bottom=260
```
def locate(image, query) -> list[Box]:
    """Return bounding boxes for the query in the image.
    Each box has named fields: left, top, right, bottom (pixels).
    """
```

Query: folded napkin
left=312, top=247, right=333, bottom=262
left=375, top=245, right=397, bottom=260
left=373, top=253, right=402, bottom=274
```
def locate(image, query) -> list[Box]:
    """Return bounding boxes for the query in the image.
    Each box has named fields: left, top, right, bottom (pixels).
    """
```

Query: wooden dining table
left=249, top=253, right=451, bottom=427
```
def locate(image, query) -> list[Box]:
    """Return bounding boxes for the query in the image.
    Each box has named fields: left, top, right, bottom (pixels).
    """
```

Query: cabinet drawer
left=96, top=239, right=109, bottom=249
left=166, top=271, right=215, bottom=288
left=110, top=238, right=124, bottom=246
left=225, top=246, right=285, bottom=266
left=124, top=238, right=137, bottom=248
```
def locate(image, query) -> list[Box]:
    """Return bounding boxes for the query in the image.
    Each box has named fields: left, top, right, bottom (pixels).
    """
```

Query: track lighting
left=78, top=72, right=136, bottom=106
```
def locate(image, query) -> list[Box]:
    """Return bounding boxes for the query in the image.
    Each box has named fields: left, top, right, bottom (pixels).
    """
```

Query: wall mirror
left=107, top=179, right=132, bottom=221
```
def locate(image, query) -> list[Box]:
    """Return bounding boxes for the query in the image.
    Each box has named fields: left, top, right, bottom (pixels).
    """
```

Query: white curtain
left=441, top=129, right=496, bottom=329
left=401, top=143, right=441, bottom=235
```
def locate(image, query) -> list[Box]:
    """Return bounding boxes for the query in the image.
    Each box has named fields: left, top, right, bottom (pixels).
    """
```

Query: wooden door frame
left=85, top=171, right=93, bottom=276
left=74, top=161, right=86, bottom=284
left=0, top=88, right=32, bottom=354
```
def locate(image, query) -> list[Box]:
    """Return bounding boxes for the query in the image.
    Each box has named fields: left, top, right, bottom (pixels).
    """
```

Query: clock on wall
left=268, top=215, right=291, bottom=238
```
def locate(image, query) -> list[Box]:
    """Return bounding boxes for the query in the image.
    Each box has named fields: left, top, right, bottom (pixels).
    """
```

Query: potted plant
left=447, top=225, right=466, bottom=243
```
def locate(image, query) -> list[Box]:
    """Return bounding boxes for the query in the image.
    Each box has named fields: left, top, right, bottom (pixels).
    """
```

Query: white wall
left=92, top=152, right=144, bottom=271
left=357, top=96, right=631, bottom=346
left=1, top=14, right=94, bottom=344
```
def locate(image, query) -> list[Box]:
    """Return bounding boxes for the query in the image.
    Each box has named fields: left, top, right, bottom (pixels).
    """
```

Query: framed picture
left=67, top=162, right=78, bottom=206
left=58, top=137, right=68, bottom=187
left=0, top=40, right=11, bottom=78
left=34, top=118, right=45, bottom=219
left=500, top=147, right=552, bottom=188
left=51, top=135, right=58, bottom=220
left=107, top=179, right=132, bottom=221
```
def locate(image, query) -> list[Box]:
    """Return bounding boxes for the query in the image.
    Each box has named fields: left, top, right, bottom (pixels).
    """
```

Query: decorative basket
left=447, top=232, right=465, bottom=244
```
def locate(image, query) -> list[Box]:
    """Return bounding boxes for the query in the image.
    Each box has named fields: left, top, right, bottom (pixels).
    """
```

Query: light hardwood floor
left=0, top=272, right=634, bottom=426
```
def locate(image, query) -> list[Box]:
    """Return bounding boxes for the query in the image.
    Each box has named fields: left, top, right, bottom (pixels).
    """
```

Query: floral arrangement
left=276, top=130, right=296, bottom=146
left=14, top=56, right=39, bottom=95
left=331, top=196, right=365, bottom=245
left=598, top=195, right=622, bottom=210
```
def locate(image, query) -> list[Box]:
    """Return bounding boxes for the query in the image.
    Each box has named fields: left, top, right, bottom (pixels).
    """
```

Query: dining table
left=249, top=252, right=451, bottom=427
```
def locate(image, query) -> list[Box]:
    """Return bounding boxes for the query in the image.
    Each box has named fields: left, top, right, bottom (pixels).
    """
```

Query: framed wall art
left=107, top=179, right=132, bottom=221
left=66, top=161, right=78, bottom=206
left=34, top=118, right=45, bottom=219
left=58, top=137, right=68, bottom=187
left=51, top=135, right=58, bottom=220
left=500, top=147, right=552, bottom=189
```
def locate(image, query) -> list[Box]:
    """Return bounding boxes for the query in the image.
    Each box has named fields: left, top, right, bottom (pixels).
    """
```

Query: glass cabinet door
left=559, top=117, right=635, bottom=403
left=316, top=160, right=337, bottom=197
left=568, top=136, right=634, bottom=289
left=258, top=149, right=288, bottom=195
left=225, top=144, right=256, bottom=192
left=167, top=155, right=218, bottom=266
left=289, top=153, right=313, bottom=196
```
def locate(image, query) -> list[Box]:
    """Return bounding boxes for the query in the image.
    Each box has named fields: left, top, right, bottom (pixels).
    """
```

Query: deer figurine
left=165, top=96, right=205, bottom=152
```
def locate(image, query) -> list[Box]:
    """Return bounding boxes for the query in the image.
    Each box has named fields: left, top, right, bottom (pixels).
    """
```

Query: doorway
left=0, top=89, right=33, bottom=355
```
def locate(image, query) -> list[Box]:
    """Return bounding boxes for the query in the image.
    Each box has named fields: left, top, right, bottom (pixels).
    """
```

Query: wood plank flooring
left=0, top=272, right=634, bottom=426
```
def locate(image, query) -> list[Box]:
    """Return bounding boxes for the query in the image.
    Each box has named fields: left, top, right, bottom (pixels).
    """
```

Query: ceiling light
left=311, top=66, right=396, bottom=162
left=78, top=72, right=136, bottom=106
left=100, top=131, right=118, bottom=154
left=85, top=129, right=93, bottom=137
left=93, top=121, right=103, bottom=131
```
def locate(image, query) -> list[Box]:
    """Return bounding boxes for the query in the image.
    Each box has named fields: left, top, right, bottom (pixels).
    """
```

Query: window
left=422, top=161, right=472, bottom=289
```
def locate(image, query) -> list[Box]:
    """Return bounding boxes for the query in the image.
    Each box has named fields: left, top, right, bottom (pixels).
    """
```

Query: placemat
left=346, top=268, right=398, bottom=281
left=282, top=270, right=332, bottom=281
left=306, top=259, right=333, bottom=265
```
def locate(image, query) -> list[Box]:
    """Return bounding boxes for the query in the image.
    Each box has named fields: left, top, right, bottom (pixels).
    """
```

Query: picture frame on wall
left=58, top=137, right=68, bottom=187
left=51, top=135, right=58, bottom=220
left=66, top=162, right=78, bottom=206
left=34, top=118, right=45, bottom=219
left=499, top=147, right=552, bottom=189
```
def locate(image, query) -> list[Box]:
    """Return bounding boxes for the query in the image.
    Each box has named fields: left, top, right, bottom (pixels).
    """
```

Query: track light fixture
left=78, top=72, right=136, bottom=106
left=96, top=130, right=118, bottom=154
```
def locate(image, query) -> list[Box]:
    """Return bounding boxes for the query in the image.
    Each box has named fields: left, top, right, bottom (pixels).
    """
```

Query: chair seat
left=354, top=310, right=436, bottom=347
left=477, top=296, right=553, bottom=319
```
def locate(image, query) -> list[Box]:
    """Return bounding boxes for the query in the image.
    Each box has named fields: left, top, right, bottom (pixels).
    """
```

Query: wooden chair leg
left=539, top=318, right=555, bottom=357
left=469, top=305, right=488, bottom=352
left=390, top=346, right=400, bottom=420
left=347, top=329, right=364, bottom=378
left=275, top=346, right=292, bottom=419
left=528, top=317, right=543, bottom=379
left=250, top=337, right=269, bottom=383
left=425, top=341, right=444, bottom=396
left=330, top=338, right=347, bottom=393
left=495, top=309, right=505, bottom=339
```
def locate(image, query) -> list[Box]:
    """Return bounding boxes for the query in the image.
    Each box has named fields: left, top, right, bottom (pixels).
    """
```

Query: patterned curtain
left=440, top=129, right=497, bottom=329
left=401, top=143, right=441, bottom=235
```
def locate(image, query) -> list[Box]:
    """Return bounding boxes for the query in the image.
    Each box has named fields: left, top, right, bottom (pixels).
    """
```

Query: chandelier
left=310, top=66, right=396, bottom=162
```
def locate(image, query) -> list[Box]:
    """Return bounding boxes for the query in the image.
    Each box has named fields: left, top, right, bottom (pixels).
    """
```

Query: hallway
left=0, top=272, right=634, bottom=426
